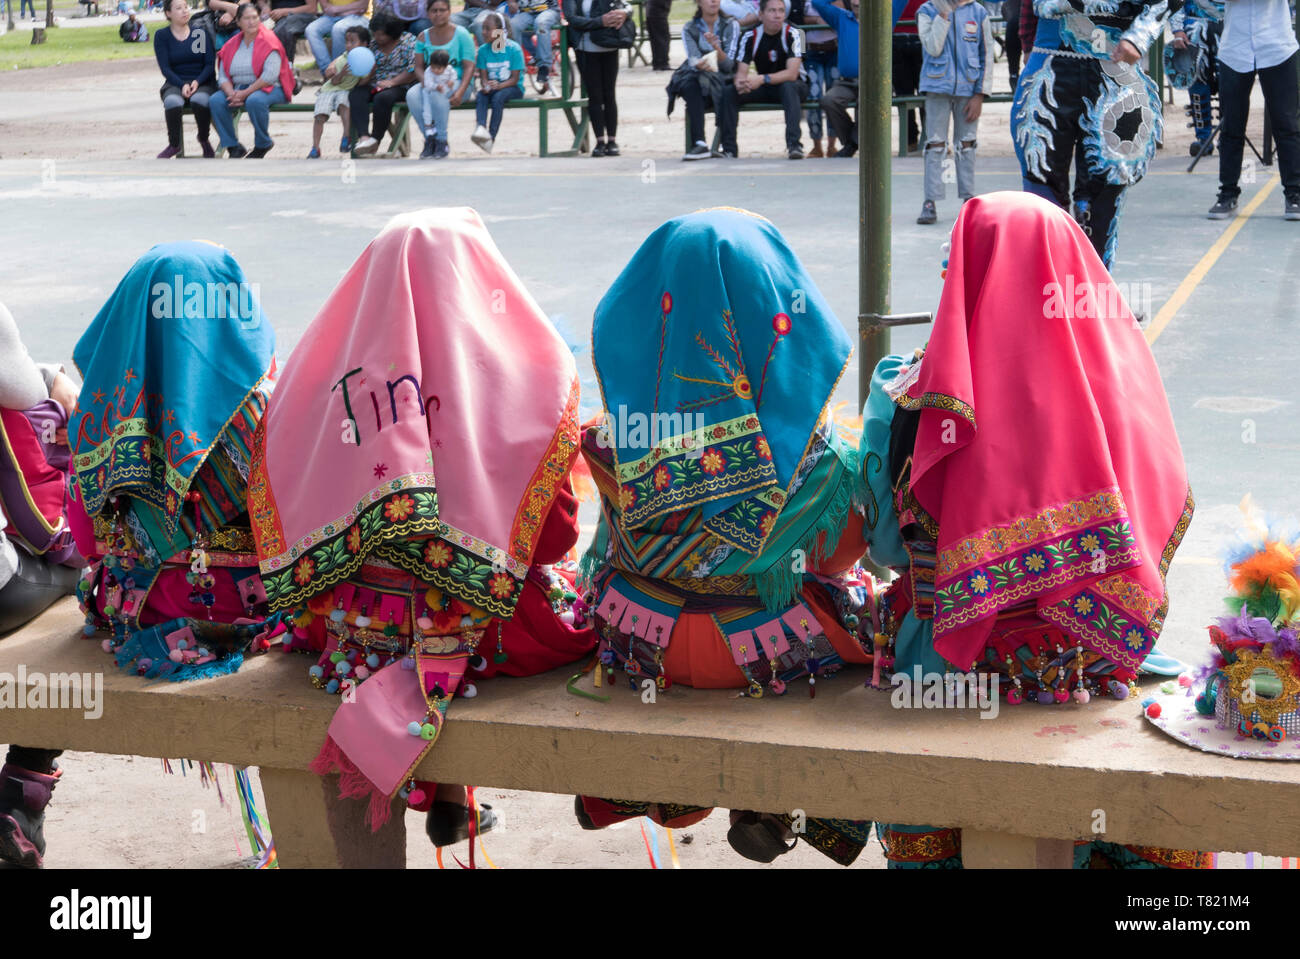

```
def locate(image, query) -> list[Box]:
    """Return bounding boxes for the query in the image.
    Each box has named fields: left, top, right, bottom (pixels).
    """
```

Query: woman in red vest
left=208, top=2, right=297, bottom=157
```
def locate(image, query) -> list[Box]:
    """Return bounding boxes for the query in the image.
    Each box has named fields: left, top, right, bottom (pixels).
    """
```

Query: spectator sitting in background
left=375, top=0, right=434, bottom=36
left=120, top=9, right=150, bottom=40
left=350, top=12, right=419, bottom=153
left=154, top=0, right=218, bottom=158
left=812, top=0, right=856, bottom=156
left=267, top=0, right=320, bottom=63
left=408, top=0, right=478, bottom=160
left=508, top=0, right=561, bottom=94
left=669, top=0, right=740, bottom=160
left=893, top=0, right=925, bottom=152
left=470, top=11, right=524, bottom=153
left=721, top=0, right=786, bottom=28
left=451, top=0, right=497, bottom=41
left=731, top=0, right=808, bottom=160
left=308, top=23, right=369, bottom=156
left=306, top=0, right=370, bottom=75
left=209, top=1, right=297, bottom=157
left=915, top=0, right=992, bottom=225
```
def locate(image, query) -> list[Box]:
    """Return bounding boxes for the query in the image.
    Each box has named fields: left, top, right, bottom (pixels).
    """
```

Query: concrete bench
left=4, top=597, right=1300, bottom=868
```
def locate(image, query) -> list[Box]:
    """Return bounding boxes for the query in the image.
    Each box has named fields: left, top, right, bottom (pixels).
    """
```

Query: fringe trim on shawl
left=113, top=632, right=246, bottom=682
left=578, top=517, right=611, bottom=593
left=754, top=461, right=857, bottom=612
left=309, top=735, right=396, bottom=831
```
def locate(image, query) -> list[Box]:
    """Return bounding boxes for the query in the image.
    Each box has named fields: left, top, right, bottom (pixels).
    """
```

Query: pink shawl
left=250, top=207, right=580, bottom=619
left=904, top=191, right=1193, bottom=673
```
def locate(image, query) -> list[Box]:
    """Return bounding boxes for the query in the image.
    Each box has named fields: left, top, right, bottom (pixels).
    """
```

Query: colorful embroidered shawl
left=71, top=241, right=276, bottom=537
left=902, top=191, right=1193, bottom=673
left=249, top=208, right=580, bottom=620
left=592, top=208, right=851, bottom=555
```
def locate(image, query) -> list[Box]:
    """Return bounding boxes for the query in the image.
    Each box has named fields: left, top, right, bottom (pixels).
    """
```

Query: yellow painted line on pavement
left=1145, top=173, right=1280, bottom=345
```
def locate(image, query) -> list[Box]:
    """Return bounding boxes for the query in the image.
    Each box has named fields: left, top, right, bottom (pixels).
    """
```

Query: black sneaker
left=917, top=199, right=937, bottom=225
left=834, top=144, right=857, bottom=158
left=604, top=140, right=620, bottom=157
left=788, top=147, right=804, bottom=160
left=246, top=143, right=273, bottom=158
left=683, top=141, right=711, bottom=161
left=591, top=140, right=607, bottom=158
left=1286, top=194, right=1300, bottom=221
left=1206, top=195, right=1237, bottom=220
left=712, top=145, right=737, bottom=158
left=226, top=142, right=248, bottom=159
left=1190, top=139, right=1213, bottom=157
left=432, top=138, right=449, bottom=159
left=420, top=134, right=436, bottom=159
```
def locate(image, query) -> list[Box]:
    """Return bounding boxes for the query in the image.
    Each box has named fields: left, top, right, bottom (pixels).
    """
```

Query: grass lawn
left=0, top=22, right=154, bottom=70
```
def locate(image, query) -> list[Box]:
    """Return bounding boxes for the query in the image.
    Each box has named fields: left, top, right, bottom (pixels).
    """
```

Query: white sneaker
left=354, top=135, right=379, bottom=154
left=470, top=124, right=492, bottom=151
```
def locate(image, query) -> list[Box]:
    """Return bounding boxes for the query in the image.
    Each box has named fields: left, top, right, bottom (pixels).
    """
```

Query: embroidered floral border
left=618, top=436, right=778, bottom=529
left=509, top=378, right=580, bottom=562
left=614, top=412, right=762, bottom=484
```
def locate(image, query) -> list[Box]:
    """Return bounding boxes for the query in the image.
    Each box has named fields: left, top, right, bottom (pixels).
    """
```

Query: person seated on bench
left=249, top=208, right=596, bottom=845
left=309, top=22, right=369, bottom=156
left=408, top=0, right=477, bottom=160
left=69, top=241, right=282, bottom=684
left=812, top=0, right=857, bottom=156
left=450, top=0, right=496, bottom=41
left=720, top=0, right=787, bottom=29
left=267, top=0, right=319, bottom=63
left=573, top=208, right=879, bottom=865
left=0, top=302, right=86, bottom=871
left=350, top=12, right=418, bottom=154
left=374, top=0, right=433, bottom=35
left=209, top=2, right=298, bottom=157
left=470, top=12, right=524, bottom=153
left=155, top=0, right=219, bottom=159
left=669, top=0, right=740, bottom=160
left=864, top=192, right=1209, bottom=869
left=202, top=0, right=243, bottom=46
left=508, top=0, right=560, bottom=94
left=305, top=0, right=370, bottom=79
left=730, top=0, right=809, bottom=159
left=120, top=9, right=150, bottom=41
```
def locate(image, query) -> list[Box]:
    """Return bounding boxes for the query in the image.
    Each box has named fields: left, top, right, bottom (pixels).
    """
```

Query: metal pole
left=858, top=0, right=892, bottom=413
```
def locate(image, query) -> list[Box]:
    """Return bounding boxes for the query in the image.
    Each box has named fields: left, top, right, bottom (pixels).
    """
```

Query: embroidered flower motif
left=701, top=448, right=726, bottom=475
left=1123, top=626, right=1146, bottom=652
left=425, top=541, right=452, bottom=568
left=384, top=494, right=415, bottom=522
left=1072, top=595, right=1096, bottom=617
left=661, top=291, right=673, bottom=314
left=489, top=573, right=515, bottom=599
left=745, top=417, right=759, bottom=430
left=653, top=465, right=671, bottom=491
left=772, top=313, right=792, bottom=335
left=755, top=437, right=772, bottom=460
left=346, top=525, right=363, bottom=554
left=967, top=571, right=990, bottom=596
left=759, top=511, right=777, bottom=537
left=164, top=489, right=177, bottom=514
left=618, top=485, right=637, bottom=510
left=1024, top=549, right=1048, bottom=575
left=712, top=426, right=727, bottom=439
left=374, top=463, right=388, bottom=479
left=294, top=557, right=315, bottom=586
left=1078, top=531, right=1101, bottom=554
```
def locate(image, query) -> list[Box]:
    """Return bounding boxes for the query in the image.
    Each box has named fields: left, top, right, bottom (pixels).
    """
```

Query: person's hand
left=49, top=372, right=79, bottom=421
left=1172, top=30, right=1188, bottom=50
left=230, top=88, right=248, bottom=106
left=324, top=63, right=337, bottom=79
left=375, top=78, right=391, bottom=90
left=218, top=11, right=233, bottom=24
left=269, top=7, right=284, bottom=18
left=963, top=92, right=982, bottom=122
left=182, top=80, right=198, bottom=97
left=450, top=89, right=464, bottom=106
left=600, top=8, right=626, bottom=26
left=1111, top=38, right=1141, bottom=64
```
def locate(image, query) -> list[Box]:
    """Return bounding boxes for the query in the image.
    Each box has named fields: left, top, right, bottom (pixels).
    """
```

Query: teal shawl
left=592, top=209, right=852, bottom=555
left=71, top=241, right=275, bottom=537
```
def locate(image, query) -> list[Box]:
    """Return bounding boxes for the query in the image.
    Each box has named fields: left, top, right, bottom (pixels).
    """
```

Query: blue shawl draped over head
left=71, top=241, right=275, bottom=536
left=592, top=208, right=852, bottom=555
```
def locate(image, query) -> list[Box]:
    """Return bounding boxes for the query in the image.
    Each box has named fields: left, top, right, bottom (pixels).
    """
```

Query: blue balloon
left=346, top=46, right=375, bottom=79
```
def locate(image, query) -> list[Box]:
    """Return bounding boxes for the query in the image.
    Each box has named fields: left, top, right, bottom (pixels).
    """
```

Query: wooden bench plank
left=5, top=598, right=1300, bottom=863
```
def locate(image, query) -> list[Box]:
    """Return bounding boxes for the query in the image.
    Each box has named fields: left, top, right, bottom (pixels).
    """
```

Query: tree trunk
left=44, top=0, right=52, bottom=28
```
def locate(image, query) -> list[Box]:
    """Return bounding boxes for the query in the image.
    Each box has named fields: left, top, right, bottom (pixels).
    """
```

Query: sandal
left=726, top=811, right=796, bottom=864
left=425, top=800, right=497, bottom=847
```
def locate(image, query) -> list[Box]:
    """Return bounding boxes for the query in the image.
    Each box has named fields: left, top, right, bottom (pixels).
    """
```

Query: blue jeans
left=511, top=7, right=559, bottom=78
left=803, top=48, right=837, bottom=141
left=210, top=85, right=287, bottom=149
left=403, top=17, right=432, bottom=34
left=407, top=82, right=454, bottom=138
left=20, top=0, right=35, bottom=16
left=306, top=14, right=369, bottom=71
left=451, top=6, right=497, bottom=41
left=475, top=85, right=520, bottom=137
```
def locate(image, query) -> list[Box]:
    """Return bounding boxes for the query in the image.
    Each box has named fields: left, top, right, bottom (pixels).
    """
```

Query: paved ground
left=1, top=84, right=1297, bottom=867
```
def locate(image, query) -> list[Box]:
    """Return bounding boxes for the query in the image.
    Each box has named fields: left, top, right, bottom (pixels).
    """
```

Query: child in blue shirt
left=915, top=0, right=992, bottom=225
left=470, top=12, right=525, bottom=153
